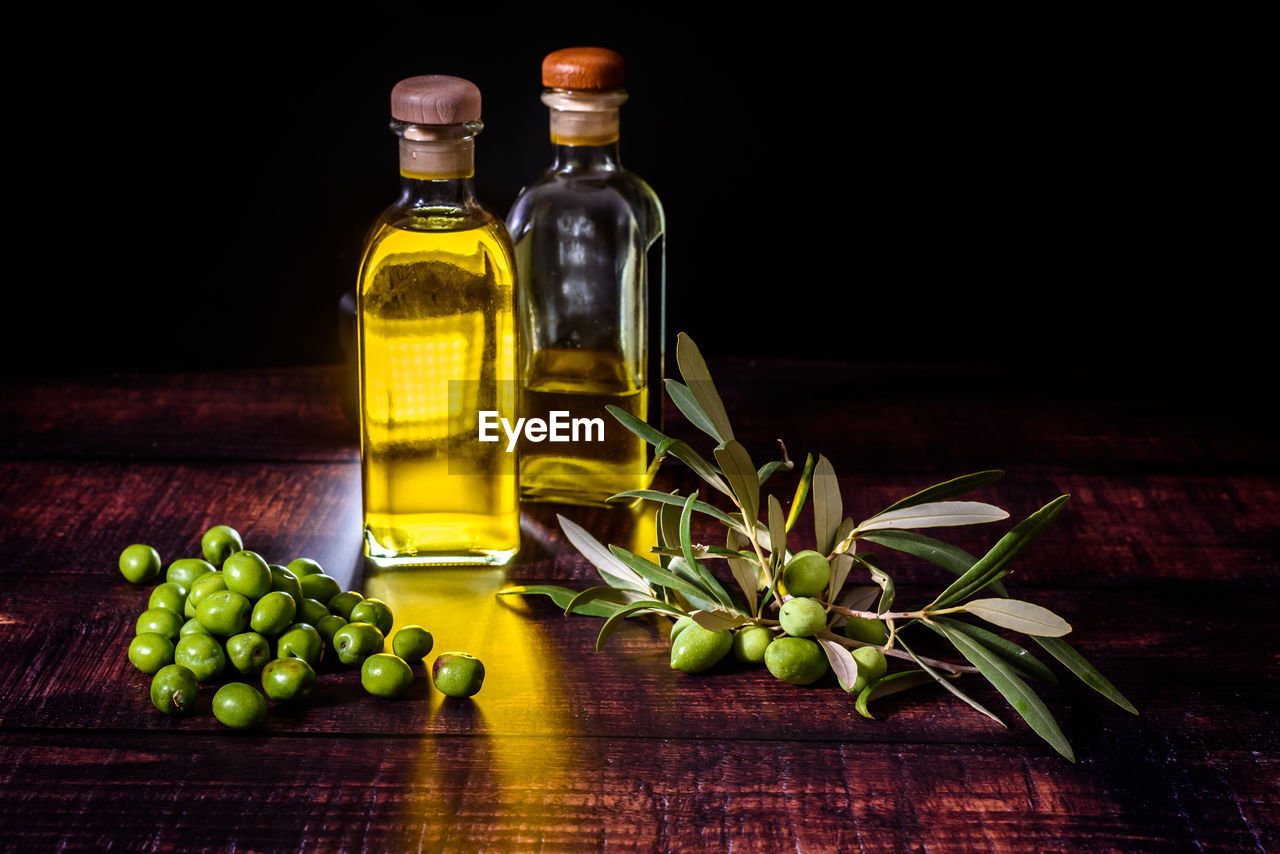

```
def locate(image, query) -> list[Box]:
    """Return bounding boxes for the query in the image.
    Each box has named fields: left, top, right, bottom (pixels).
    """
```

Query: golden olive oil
left=358, top=218, right=518, bottom=564
left=519, top=349, right=650, bottom=505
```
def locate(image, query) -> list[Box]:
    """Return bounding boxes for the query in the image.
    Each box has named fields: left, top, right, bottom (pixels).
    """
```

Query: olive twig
left=816, top=630, right=978, bottom=676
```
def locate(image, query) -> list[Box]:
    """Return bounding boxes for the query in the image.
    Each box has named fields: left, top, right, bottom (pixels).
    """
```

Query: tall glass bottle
left=356, top=75, right=519, bottom=566
left=507, top=47, right=666, bottom=506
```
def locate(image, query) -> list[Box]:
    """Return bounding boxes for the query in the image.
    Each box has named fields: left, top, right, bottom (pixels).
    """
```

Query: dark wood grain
left=2, top=731, right=1274, bottom=853
left=1, top=364, right=1276, bottom=852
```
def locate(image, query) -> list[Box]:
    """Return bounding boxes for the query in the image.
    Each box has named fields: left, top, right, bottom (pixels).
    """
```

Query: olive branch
left=499, top=333, right=1137, bottom=761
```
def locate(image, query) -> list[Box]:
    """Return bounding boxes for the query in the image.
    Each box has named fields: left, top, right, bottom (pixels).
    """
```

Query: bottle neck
left=550, top=141, right=621, bottom=173
left=543, top=88, right=628, bottom=150
left=398, top=174, right=478, bottom=211
left=394, top=120, right=479, bottom=181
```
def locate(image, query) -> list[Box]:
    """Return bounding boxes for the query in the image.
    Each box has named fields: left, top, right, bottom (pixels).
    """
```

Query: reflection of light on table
left=364, top=566, right=579, bottom=841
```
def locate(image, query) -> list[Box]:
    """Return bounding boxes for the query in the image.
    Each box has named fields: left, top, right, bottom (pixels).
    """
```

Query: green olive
left=286, top=557, right=324, bottom=578
left=212, top=682, right=267, bottom=730
left=135, top=607, right=183, bottom=641
left=222, top=550, right=272, bottom=600
left=778, top=597, right=828, bottom=638
left=250, top=591, right=297, bottom=636
left=128, top=633, right=175, bottom=674
left=174, top=633, right=226, bottom=682
left=332, top=621, right=384, bottom=667
left=326, top=591, right=364, bottom=621
left=348, top=599, right=393, bottom=636
left=226, top=631, right=272, bottom=675
left=269, top=565, right=304, bottom=608
left=261, top=657, right=317, bottom=703
left=764, top=637, right=828, bottom=685
left=669, top=624, right=733, bottom=674
left=361, top=653, right=413, bottom=698
left=781, top=550, right=829, bottom=598
left=730, top=625, right=774, bottom=665
left=299, top=573, right=341, bottom=605
left=315, top=614, right=348, bottom=648
left=148, top=582, right=187, bottom=616
left=118, top=544, right=162, bottom=585
left=150, top=664, right=199, bottom=715
left=847, top=646, right=888, bottom=694
left=391, top=626, right=433, bottom=663
left=669, top=615, right=696, bottom=644
left=187, top=571, right=228, bottom=610
left=165, top=558, right=215, bottom=597
left=200, top=525, right=243, bottom=566
left=180, top=617, right=212, bottom=637
left=843, top=616, right=889, bottom=646
left=195, top=590, right=252, bottom=637
left=277, top=623, right=323, bottom=667
left=298, top=597, right=330, bottom=626
left=431, top=652, right=485, bottom=698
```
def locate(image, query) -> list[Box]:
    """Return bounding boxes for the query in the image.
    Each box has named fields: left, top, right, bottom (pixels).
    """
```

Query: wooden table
left=2, top=361, right=1276, bottom=852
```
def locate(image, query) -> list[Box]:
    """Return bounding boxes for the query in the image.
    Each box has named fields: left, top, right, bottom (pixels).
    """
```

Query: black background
left=7, top=6, right=1265, bottom=394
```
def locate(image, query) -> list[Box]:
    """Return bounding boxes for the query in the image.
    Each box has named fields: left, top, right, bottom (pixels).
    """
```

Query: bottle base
left=363, top=529, right=519, bottom=568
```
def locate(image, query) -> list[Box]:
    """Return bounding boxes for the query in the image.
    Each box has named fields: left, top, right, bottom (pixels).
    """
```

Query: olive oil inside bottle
left=358, top=219, right=518, bottom=564
left=519, top=348, right=650, bottom=506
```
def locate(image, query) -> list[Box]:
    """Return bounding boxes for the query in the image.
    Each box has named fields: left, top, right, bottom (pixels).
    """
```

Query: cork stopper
left=542, top=47, right=625, bottom=91
left=391, top=75, right=482, bottom=125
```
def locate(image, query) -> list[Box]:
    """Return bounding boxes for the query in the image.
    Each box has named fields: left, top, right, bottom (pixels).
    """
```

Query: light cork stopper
left=542, top=47, right=626, bottom=91
left=391, top=75, right=482, bottom=125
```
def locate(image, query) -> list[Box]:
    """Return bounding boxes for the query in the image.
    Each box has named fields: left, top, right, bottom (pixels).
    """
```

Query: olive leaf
left=767, top=495, right=787, bottom=572
left=558, top=515, right=652, bottom=595
left=813, top=454, right=842, bottom=554
left=927, top=495, right=1071, bottom=610
left=817, top=636, right=859, bottom=693
left=864, top=559, right=895, bottom=614
left=610, top=489, right=743, bottom=529
left=930, top=618, right=1058, bottom=685
left=675, top=332, right=734, bottom=444
left=874, top=470, right=1005, bottom=516
left=688, top=609, right=752, bottom=631
left=724, top=527, right=760, bottom=613
left=607, top=406, right=732, bottom=496
left=665, top=558, right=725, bottom=613
left=757, top=461, right=793, bottom=485
left=679, top=492, right=735, bottom=611
left=564, top=585, right=654, bottom=616
left=714, top=440, right=759, bottom=524
left=665, top=379, right=725, bottom=446
left=962, top=598, right=1072, bottom=637
left=596, top=600, right=689, bottom=652
left=655, top=499, right=681, bottom=568
left=935, top=621, right=1075, bottom=761
left=828, top=555, right=854, bottom=609
left=859, top=501, right=1009, bottom=532
left=656, top=438, right=733, bottom=496
left=1033, top=636, right=1138, bottom=714
left=860, top=530, right=1008, bottom=597
left=496, top=585, right=627, bottom=619
left=900, top=639, right=1006, bottom=728
left=830, top=585, right=881, bottom=629
left=607, top=544, right=724, bottom=609
left=785, top=453, right=816, bottom=533
left=855, top=671, right=937, bottom=719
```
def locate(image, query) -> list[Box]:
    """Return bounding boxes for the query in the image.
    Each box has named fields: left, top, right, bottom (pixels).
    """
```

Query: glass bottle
left=356, top=75, right=519, bottom=566
left=507, top=47, right=666, bottom=506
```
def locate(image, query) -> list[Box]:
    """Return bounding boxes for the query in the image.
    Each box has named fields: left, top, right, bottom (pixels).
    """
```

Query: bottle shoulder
left=507, top=168, right=664, bottom=242
left=359, top=207, right=516, bottom=280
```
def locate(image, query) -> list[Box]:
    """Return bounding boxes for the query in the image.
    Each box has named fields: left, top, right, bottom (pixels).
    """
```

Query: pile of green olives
left=121, top=525, right=486, bottom=729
